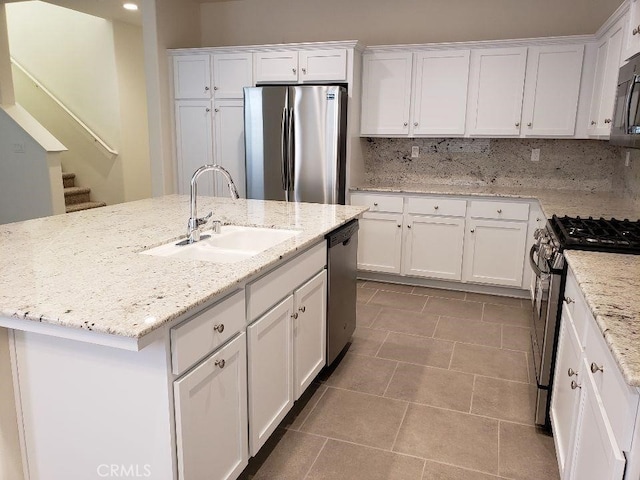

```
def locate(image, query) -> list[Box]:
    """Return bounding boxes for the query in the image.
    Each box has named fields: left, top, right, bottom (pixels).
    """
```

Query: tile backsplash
left=361, top=138, right=622, bottom=192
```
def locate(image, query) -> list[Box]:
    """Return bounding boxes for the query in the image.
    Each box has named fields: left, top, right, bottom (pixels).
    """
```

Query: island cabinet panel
left=174, top=333, right=248, bottom=480
left=247, top=296, right=294, bottom=456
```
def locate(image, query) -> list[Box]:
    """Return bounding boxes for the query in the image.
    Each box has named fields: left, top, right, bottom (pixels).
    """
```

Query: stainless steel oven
left=611, top=54, right=640, bottom=148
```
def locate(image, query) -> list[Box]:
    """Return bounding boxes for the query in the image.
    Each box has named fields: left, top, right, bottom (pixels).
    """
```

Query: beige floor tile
left=483, top=303, right=532, bottom=327
left=357, top=279, right=367, bottom=288
left=357, top=287, right=377, bottom=304
left=306, top=439, right=425, bottom=480
left=434, top=316, right=502, bottom=348
left=422, top=460, right=505, bottom=480
left=411, top=286, right=467, bottom=299
left=364, top=280, right=415, bottom=294
left=349, top=327, right=388, bottom=357
left=465, top=292, right=524, bottom=307
left=357, top=303, right=381, bottom=327
left=450, top=344, right=529, bottom=382
left=372, top=308, right=438, bottom=337
left=423, top=297, right=484, bottom=320
left=300, top=387, right=408, bottom=449
left=394, top=404, right=499, bottom=474
left=243, top=429, right=326, bottom=480
left=499, top=422, right=560, bottom=480
left=369, top=290, right=429, bottom=312
left=324, top=353, right=398, bottom=395
left=471, top=376, right=537, bottom=425
left=377, top=332, right=454, bottom=369
left=284, top=383, right=328, bottom=431
left=385, top=362, right=474, bottom=412
left=502, top=325, right=532, bottom=352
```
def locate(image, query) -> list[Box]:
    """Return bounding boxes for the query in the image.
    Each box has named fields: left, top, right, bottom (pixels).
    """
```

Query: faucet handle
left=197, top=211, right=213, bottom=227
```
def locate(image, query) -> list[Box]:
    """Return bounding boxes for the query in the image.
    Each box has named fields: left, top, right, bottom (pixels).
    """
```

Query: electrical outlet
left=531, top=148, right=540, bottom=162
left=626, top=151, right=631, bottom=167
left=411, top=146, right=419, bottom=158
left=13, top=143, right=25, bottom=154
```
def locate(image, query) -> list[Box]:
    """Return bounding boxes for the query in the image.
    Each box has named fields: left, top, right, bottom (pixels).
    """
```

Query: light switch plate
left=411, top=146, right=419, bottom=158
left=531, top=148, right=540, bottom=162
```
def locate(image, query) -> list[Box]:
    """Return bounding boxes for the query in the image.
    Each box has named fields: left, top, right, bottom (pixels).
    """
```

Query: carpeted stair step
left=65, top=201, right=107, bottom=213
left=62, top=172, right=76, bottom=188
left=64, top=186, right=91, bottom=205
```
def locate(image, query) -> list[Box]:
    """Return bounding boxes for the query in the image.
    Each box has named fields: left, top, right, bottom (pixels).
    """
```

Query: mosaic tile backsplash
left=361, top=138, right=622, bottom=192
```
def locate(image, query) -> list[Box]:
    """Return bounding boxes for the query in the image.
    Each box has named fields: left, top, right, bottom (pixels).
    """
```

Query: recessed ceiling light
left=123, top=2, right=138, bottom=11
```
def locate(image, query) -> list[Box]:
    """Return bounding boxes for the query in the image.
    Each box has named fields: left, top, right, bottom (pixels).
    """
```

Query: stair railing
left=10, top=57, right=119, bottom=157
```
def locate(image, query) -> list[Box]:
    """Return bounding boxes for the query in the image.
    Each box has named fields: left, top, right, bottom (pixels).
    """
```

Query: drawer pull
left=213, top=324, right=224, bottom=333
left=292, top=312, right=299, bottom=319
left=497, top=209, right=502, bottom=214
left=564, top=297, right=574, bottom=304
left=299, top=306, right=306, bottom=313
left=397, top=224, right=402, bottom=228
left=215, top=359, right=226, bottom=369
left=373, top=202, right=378, bottom=207
left=571, top=380, right=581, bottom=390
left=590, top=362, right=604, bottom=374
left=434, top=205, right=439, bottom=210
left=204, top=86, right=210, bottom=91
left=590, top=120, right=597, bottom=126
left=470, top=229, right=475, bottom=233
left=568, top=368, right=577, bottom=377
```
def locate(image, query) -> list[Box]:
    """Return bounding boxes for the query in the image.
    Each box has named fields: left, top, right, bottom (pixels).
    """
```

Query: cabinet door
left=357, top=212, right=403, bottom=274
left=589, top=19, right=625, bottom=136
left=623, top=0, right=640, bottom=61
left=299, top=49, right=347, bottom=82
left=403, top=215, right=465, bottom=281
left=175, top=100, right=214, bottom=196
left=360, top=52, right=413, bottom=135
left=213, top=100, right=246, bottom=198
left=173, top=54, right=212, bottom=99
left=462, top=219, right=527, bottom=287
left=412, top=50, right=470, bottom=136
left=467, top=47, right=527, bottom=136
left=293, top=270, right=327, bottom=400
left=213, top=53, right=253, bottom=99
left=570, top=358, right=626, bottom=480
left=550, top=307, right=583, bottom=478
left=255, top=51, right=298, bottom=83
left=521, top=45, right=585, bottom=137
left=247, top=296, right=294, bottom=456
left=174, top=333, right=248, bottom=480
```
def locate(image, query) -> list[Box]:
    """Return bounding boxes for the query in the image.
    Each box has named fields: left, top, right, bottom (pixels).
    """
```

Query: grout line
left=469, top=375, right=477, bottom=414
left=432, top=316, right=441, bottom=339
left=447, top=342, right=456, bottom=370
left=374, top=330, right=391, bottom=358
left=302, top=436, right=329, bottom=480
left=497, top=420, right=501, bottom=477
left=419, top=457, right=428, bottom=480
left=302, top=432, right=427, bottom=461
left=365, top=305, right=384, bottom=329
left=382, top=361, right=400, bottom=397
left=420, top=295, right=430, bottom=313
left=295, top=386, right=329, bottom=431
left=390, top=402, right=410, bottom=452
left=500, top=324, right=504, bottom=349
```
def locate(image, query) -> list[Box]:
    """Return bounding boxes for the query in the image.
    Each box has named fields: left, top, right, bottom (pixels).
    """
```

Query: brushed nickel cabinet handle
left=213, top=86, right=218, bottom=90
left=299, top=306, right=306, bottom=313
left=497, top=209, right=502, bottom=214
left=591, top=121, right=597, bottom=125
left=403, top=122, right=408, bottom=127
left=571, top=380, right=581, bottom=390
left=407, top=225, right=412, bottom=229
left=292, top=312, right=299, bottom=319
left=292, top=68, right=297, bottom=74
left=215, top=359, right=226, bottom=369
left=515, top=122, right=520, bottom=127
left=373, top=202, right=378, bottom=207
left=302, top=68, right=306, bottom=74
left=604, top=118, right=612, bottom=124
left=470, top=229, right=475, bottom=233
left=205, top=86, right=210, bottom=91
left=634, top=26, right=639, bottom=35
left=205, top=108, right=210, bottom=112
left=527, top=122, right=532, bottom=127
left=213, top=324, right=224, bottom=333
left=434, top=205, right=439, bottom=210
left=214, top=108, right=219, bottom=113
left=590, top=362, right=604, bottom=374
left=397, top=224, right=402, bottom=228
left=564, top=297, right=574, bottom=304
left=414, top=122, right=418, bottom=127
left=568, top=368, right=577, bottom=377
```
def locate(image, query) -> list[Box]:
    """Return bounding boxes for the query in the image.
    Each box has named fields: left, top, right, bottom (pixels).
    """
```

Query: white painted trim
left=168, top=40, right=363, bottom=56
left=595, top=0, right=630, bottom=39
left=10, top=58, right=118, bottom=157
left=8, top=330, right=29, bottom=480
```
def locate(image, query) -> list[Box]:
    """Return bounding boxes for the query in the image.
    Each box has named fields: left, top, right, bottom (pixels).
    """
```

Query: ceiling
left=2, top=0, right=143, bottom=26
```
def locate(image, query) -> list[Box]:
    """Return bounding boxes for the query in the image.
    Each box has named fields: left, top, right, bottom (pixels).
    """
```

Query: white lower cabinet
left=247, top=295, right=294, bottom=456
left=357, top=212, right=403, bottom=274
left=174, top=333, right=248, bottom=480
left=403, top=215, right=465, bottom=281
left=462, top=218, right=527, bottom=287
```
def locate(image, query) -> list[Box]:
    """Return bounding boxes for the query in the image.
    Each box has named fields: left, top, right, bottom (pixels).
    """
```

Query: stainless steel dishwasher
left=326, top=219, right=359, bottom=365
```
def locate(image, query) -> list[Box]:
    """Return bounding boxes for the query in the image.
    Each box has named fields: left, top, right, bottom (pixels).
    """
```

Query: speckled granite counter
left=0, top=195, right=365, bottom=340
left=564, top=251, right=640, bottom=387
left=351, top=184, right=640, bottom=219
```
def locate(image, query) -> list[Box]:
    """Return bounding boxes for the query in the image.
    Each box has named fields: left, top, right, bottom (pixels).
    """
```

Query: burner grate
left=551, top=215, right=640, bottom=253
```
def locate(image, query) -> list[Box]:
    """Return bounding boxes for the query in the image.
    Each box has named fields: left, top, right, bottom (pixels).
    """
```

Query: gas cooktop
left=550, top=215, right=640, bottom=254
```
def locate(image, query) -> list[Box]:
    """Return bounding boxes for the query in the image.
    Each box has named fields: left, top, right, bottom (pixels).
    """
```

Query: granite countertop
left=564, top=251, right=640, bottom=387
left=0, top=195, right=365, bottom=340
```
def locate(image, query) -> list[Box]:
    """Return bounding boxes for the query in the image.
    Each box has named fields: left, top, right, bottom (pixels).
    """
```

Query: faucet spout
left=187, top=164, right=240, bottom=243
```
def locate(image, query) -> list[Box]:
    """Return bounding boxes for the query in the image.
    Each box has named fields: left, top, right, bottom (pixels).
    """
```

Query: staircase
left=62, top=173, right=106, bottom=213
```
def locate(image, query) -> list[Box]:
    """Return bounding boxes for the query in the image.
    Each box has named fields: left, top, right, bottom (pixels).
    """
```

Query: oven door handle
left=625, top=74, right=640, bottom=134
left=529, top=244, right=544, bottom=278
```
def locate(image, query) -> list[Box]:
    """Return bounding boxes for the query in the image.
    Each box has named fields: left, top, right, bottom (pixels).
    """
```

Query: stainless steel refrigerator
left=244, top=85, right=347, bottom=204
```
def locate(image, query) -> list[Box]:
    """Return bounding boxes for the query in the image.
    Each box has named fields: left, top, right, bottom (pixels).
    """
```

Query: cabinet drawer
left=406, top=196, right=466, bottom=217
left=171, top=289, right=245, bottom=376
left=469, top=200, right=529, bottom=221
left=563, top=270, right=588, bottom=345
left=247, top=242, right=326, bottom=322
left=351, top=193, right=403, bottom=213
left=586, top=316, right=640, bottom=450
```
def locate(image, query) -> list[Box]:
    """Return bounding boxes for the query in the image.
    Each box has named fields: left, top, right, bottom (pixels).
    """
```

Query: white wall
left=199, top=0, right=624, bottom=46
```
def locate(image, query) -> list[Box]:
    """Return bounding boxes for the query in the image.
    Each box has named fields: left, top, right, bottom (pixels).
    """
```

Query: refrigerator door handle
left=280, top=107, right=288, bottom=191
left=288, top=107, right=295, bottom=192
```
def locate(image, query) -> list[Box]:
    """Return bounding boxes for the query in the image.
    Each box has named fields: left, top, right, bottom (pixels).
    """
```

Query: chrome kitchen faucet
left=187, top=164, right=240, bottom=243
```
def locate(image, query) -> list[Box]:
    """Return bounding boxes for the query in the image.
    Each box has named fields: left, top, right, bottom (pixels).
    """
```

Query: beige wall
left=200, top=0, right=624, bottom=47
left=142, top=0, right=201, bottom=196
left=0, top=329, right=23, bottom=480
left=0, top=5, right=14, bottom=106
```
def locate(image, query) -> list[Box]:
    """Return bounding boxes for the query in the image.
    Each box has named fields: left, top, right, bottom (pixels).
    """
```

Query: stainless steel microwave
left=611, top=55, right=640, bottom=148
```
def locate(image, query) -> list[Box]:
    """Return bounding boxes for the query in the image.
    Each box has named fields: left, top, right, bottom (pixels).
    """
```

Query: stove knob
left=540, top=244, right=554, bottom=261
left=533, top=228, right=545, bottom=240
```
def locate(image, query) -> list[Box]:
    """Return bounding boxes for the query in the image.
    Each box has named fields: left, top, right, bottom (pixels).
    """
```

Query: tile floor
left=239, top=281, right=560, bottom=480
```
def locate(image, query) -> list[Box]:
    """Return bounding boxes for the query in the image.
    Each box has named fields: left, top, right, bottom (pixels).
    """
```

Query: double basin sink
left=142, top=225, right=301, bottom=264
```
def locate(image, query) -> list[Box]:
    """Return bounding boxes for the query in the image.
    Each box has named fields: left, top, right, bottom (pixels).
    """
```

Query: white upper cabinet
left=360, top=52, right=413, bottom=135
left=521, top=45, right=585, bottom=137
left=174, top=55, right=212, bottom=99
left=255, top=51, right=299, bottom=83
left=623, top=0, right=640, bottom=61
left=412, top=50, right=471, bottom=136
left=299, top=49, right=347, bottom=82
left=588, top=17, right=625, bottom=137
left=212, top=53, right=253, bottom=99
left=466, top=47, right=528, bottom=136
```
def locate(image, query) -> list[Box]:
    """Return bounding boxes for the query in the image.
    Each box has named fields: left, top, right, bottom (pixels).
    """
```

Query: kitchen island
left=0, top=195, right=365, bottom=480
